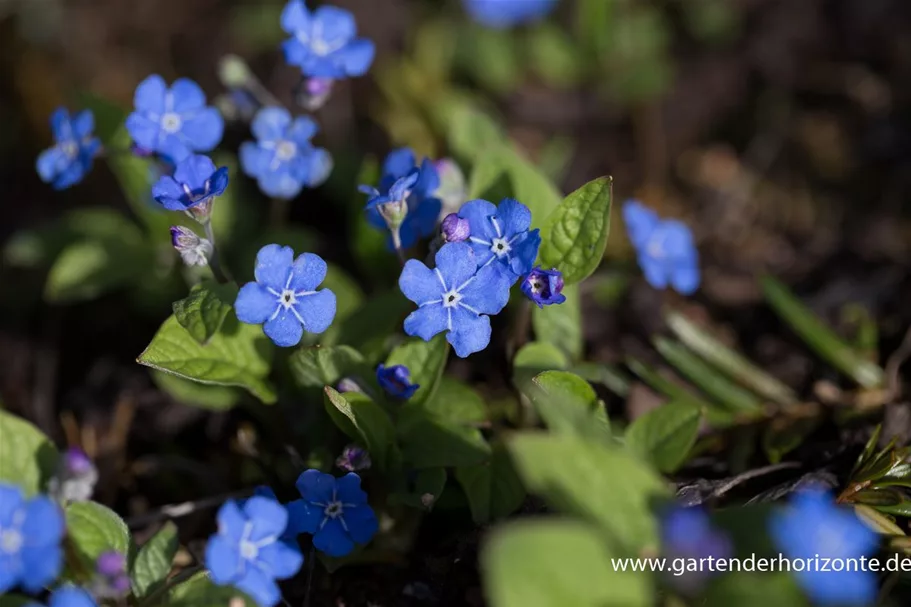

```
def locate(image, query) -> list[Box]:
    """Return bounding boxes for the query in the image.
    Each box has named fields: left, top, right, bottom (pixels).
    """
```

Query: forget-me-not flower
left=36, top=107, right=100, bottom=190
left=152, top=154, right=228, bottom=219
left=126, top=75, right=224, bottom=162
left=362, top=148, right=442, bottom=250
left=660, top=505, right=731, bottom=593
left=240, top=107, right=332, bottom=200
left=376, top=364, right=419, bottom=399
left=281, top=0, right=375, bottom=79
left=291, top=470, right=378, bottom=558
left=622, top=200, right=700, bottom=295
left=462, top=0, right=558, bottom=28
left=770, top=490, right=878, bottom=606
left=206, top=496, right=304, bottom=607
left=247, top=487, right=306, bottom=545
left=521, top=267, right=565, bottom=307
left=29, top=586, right=99, bottom=607
left=458, top=198, right=541, bottom=284
left=235, top=245, right=337, bottom=347
left=399, top=242, right=511, bottom=358
left=0, top=483, right=65, bottom=593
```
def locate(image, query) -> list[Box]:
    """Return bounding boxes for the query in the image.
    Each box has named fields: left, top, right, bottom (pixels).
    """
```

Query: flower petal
left=71, top=110, right=94, bottom=140
left=435, top=242, right=477, bottom=290
left=335, top=473, right=368, bottom=505
left=18, top=543, right=62, bottom=593
left=458, top=263, right=510, bottom=316
left=287, top=116, right=318, bottom=145
left=623, top=200, right=660, bottom=249
left=256, top=542, right=303, bottom=580
left=406, top=196, right=442, bottom=242
left=159, top=135, right=192, bottom=164
left=414, top=158, right=440, bottom=198
left=0, top=553, right=21, bottom=594
left=259, top=171, right=304, bottom=200
left=496, top=197, right=532, bottom=236
left=253, top=244, right=294, bottom=290
left=399, top=259, right=442, bottom=306
left=285, top=498, right=321, bottom=536
left=134, top=75, right=167, bottom=115
left=216, top=500, right=247, bottom=543
left=252, top=107, right=292, bottom=143
left=240, top=142, right=271, bottom=178
left=125, top=113, right=161, bottom=150
left=639, top=254, right=669, bottom=289
left=341, top=504, right=378, bottom=545
left=313, top=5, right=356, bottom=48
left=49, top=107, right=71, bottom=140
left=236, top=565, right=281, bottom=607
left=263, top=307, right=304, bottom=347
left=458, top=198, right=499, bottom=243
left=506, top=229, right=540, bottom=279
left=670, top=262, right=700, bottom=295
left=174, top=154, right=216, bottom=190
left=303, top=147, right=333, bottom=187
left=209, top=166, right=230, bottom=197
left=296, top=469, right=336, bottom=503
left=295, top=289, right=336, bottom=334
left=0, top=485, right=23, bottom=522
left=21, top=497, right=64, bottom=547
left=382, top=148, right=416, bottom=180
left=447, top=307, right=492, bottom=357
left=170, top=78, right=206, bottom=113
left=280, top=0, right=310, bottom=33
left=244, top=496, right=288, bottom=542
left=288, top=252, right=327, bottom=292
left=313, top=518, right=354, bottom=557
left=180, top=108, right=224, bottom=152
left=151, top=176, right=188, bottom=211
left=49, top=587, right=96, bottom=607
left=36, top=147, right=69, bottom=183
left=282, top=38, right=310, bottom=69
left=403, top=304, right=449, bottom=342
left=205, top=535, right=242, bottom=584
left=328, top=38, right=375, bottom=77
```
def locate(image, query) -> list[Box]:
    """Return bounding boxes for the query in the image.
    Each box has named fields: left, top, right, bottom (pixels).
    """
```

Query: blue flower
left=376, top=364, right=419, bottom=399
left=622, top=200, right=700, bottom=295
left=291, top=470, right=378, bottom=558
left=457, top=198, right=541, bottom=284
left=206, top=497, right=304, bottom=607
left=362, top=148, right=442, bottom=250
left=399, top=242, right=511, bottom=358
left=152, top=154, right=229, bottom=217
left=520, top=267, right=565, bottom=307
left=40, top=586, right=98, bottom=607
left=126, top=75, right=224, bottom=162
left=235, top=245, right=337, bottom=347
left=240, top=107, right=332, bottom=200
left=248, top=487, right=305, bottom=545
left=281, top=0, right=375, bottom=79
left=770, top=490, right=878, bottom=606
left=0, top=483, right=65, bottom=593
left=660, top=505, right=731, bottom=593
left=462, top=0, right=558, bottom=28
left=36, top=107, right=100, bottom=190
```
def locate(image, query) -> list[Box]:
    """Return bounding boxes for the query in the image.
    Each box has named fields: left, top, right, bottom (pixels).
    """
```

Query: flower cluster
left=622, top=200, right=700, bottom=295
left=0, top=483, right=65, bottom=594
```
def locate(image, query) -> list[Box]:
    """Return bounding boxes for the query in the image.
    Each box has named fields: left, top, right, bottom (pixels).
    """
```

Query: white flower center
left=0, top=528, right=23, bottom=554
left=530, top=280, right=543, bottom=293
left=323, top=501, right=344, bottom=519
left=490, top=238, right=511, bottom=257
left=278, top=289, right=297, bottom=309
left=274, top=140, right=297, bottom=162
left=239, top=539, right=259, bottom=560
left=60, top=141, right=79, bottom=159
left=160, top=113, right=183, bottom=134
left=442, top=290, right=462, bottom=308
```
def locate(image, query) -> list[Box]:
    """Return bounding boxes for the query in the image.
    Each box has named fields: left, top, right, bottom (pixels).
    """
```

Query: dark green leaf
left=389, top=468, right=447, bottom=510
left=0, top=410, right=59, bottom=496
left=323, top=289, right=412, bottom=363
left=532, top=283, right=582, bottom=360
left=455, top=443, right=525, bottom=524
left=172, top=282, right=237, bottom=345
left=524, top=371, right=611, bottom=443
left=151, top=370, right=242, bottom=410
left=130, top=521, right=178, bottom=598
left=385, top=334, right=449, bottom=407
left=625, top=401, right=701, bottom=473
left=569, top=361, right=631, bottom=397
left=289, top=345, right=370, bottom=389
left=625, top=357, right=716, bottom=412
left=168, top=571, right=253, bottom=607
left=324, top=387, right=397, bottom=472
left=513, top=341, right=569, bottom=387
left=66, top=501, right=131, bottom=570
left=761, top=418, right=819, bottom=464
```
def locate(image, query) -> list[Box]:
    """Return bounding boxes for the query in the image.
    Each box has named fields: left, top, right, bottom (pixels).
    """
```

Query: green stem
left=391, top=227, right=406, bottom=266
left=203, top=221, right=232, bottom=284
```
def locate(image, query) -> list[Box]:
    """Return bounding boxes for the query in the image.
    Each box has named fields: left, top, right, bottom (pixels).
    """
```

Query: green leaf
left=389, top=467, right=447, bottom=510
left=323, top=289, right=412, bottom=363
left=457, top=24, right=521, bottom=94
left=665, top=311, right=797, bottom=406
left=705, top=572, right=807, bottom=607
left=0, top=596, right=34, bottom=607
left=761, top=275, right=884, bottom=389
left=447, top=104, right=504, bottom=163
left=289, top=345, right=370, bottom=389
left=455, top=443, right=526, bottom=524
left=569, top=362, right=631, bottom=397
left=322, top=263, right=365, bottom=322
left=130, top=521, right=179, bottom=598
left=538, top=177, right=613, bottom=285
left=513, top=341, right=569, bottom=387
left=0, top=410, right=59, bottom=496
left=172, top=282, right=238, bottom=345
left=324, top=387, right=397, bottom=472
left=526, top=24, right=583, bottom=89
left=412, top=377, right=488, bottom=424
left=625, top=401, right=701, bottom=473
left=503, top=146, right=564, bottom=231
left=169, top=571, right=253, bottom=607
left=532, top=283, right=582, bottom=360
left=508, top=433, right=668, bottom=552
left=468, top=148, right=509, bottom=199
left=854, top=504, right=905, bottom=536
left=151, top=371, right=242, bottom=411
left=525, top=371, right=612, bottom=443
left=137, top=314, right=276, bottom=404
left=66, top=501, right=131, bottom=569
left=482, top=519, right=652, bottom=607
left=385, top=334, right=449, bottom=407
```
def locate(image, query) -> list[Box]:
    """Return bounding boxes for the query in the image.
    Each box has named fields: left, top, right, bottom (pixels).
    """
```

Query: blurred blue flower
left=770, top=490, right=878, bottom=606
left=291, top=470, right=378, bottom=558
left=240, top=107, right=332, bottom=200
left=520, top=267, right=565, bottom=307
left=126, top=75, right=224, bottom=162
left=0, top=483, right=65, bottom=593
left=462, top=0, right=558, bottom=28
left=281, top=0, right=375, bottom=79
left=235, top=245, right=337, bottom=347
left=36, top=586, right=98, bottom=607
left=458, top=198, right=541, bottom=284
left=206, top=497, right=304, bottom=607
left=248, top=487, right=306, bottom=545
left=660, top=505, right=731, bottom=593
left=399, top=242, right=511, bottom=357
left=622, top=200, right=700, bottom=295
left=93, top=551, right=130, bottom=598
left=335, top=445, right=371, bottom=472
left=362, top=148, right=442, bottom=250
left=376, top=364, right=419, bottom=399
left=36, top=107, right=100, bottom=190
left=151, top=154, right=228, bottom=218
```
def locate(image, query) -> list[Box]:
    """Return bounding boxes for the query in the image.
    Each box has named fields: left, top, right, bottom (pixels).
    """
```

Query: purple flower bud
left=440, top=213, right=470, bottom=243
left=520, top=267, right=566, bottom=307
left=96, top=551, right=126, bottom=578
left=296, top=77, right=334, bottom=112
left=169, top=226, right=213, bottom=267
left=336, top=377, right=363, bottom=394
left=49, top=446, right=98, bottom=504
left=93, top=551, right=130, bottom=598
left=336, top=444, right=371, bottom=472
left=64, top=447, right=93, bottom=474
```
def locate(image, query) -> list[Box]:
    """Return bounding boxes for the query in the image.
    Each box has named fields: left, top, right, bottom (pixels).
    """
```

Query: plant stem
left=270, top=197, right=291, bottom=228
left=391, top=228, right=406, bottom=266
left=302, top=545, right=317, bottom=607
left=203, top=221, right=232, bottom=284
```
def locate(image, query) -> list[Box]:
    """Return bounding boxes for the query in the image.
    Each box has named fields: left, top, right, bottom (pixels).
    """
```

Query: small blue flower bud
left=48, top=446, right=98, bottom=504
left=520, top=267, right=566, bottom=307
left=440, top=213, right=470, bottom=243
left=170, top=226, right=212, bottom=267
left=376, top=364, right=419, bottom=399
left=335, top=444, right=371, bottom=472
left=296, top=77, right=334, bottom=111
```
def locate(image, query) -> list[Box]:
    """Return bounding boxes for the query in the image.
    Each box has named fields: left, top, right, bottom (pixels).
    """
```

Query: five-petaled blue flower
left=458, top=198, right=541, bottom=284
left=770, top=490, right=878, bottom=606
left=660, top=505, right=731, bottom=593
left=0, top=483, right=65, bottom=593
left=462, top=0, right=558, bottom=28
left=362, top=148, right=442, bottom=250
left=240, top=107, right=332, bottom=200
left=521, top=267, right=565, bottom=307
left=36, top=107, right=100, bottom=190
left=26, top=586, right=99, bottom=607
left=206, top=496, right=304, bottom=607
left=623, top=200, right=700, bottom=295
left=126, top=75, right=224, bottom=162
left=376, top=364, right=419, bottom=399
left=235, top=245, right=337, bottom=347
left=281, top=0, right=375, bottom=79
left=291, top=470, right=378, bottom=558
left=151, top=154, right=229, bottom=216
left=248, top=487, right=306, bottom=545
left=399, top=242, right=511, bottom=358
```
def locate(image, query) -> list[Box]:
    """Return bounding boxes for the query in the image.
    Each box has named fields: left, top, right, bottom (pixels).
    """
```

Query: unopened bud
left=296, top=77, right=334, bottom=112
left=336, top=444, right=371, bottom=472
left=440, top=213, right=470, bottom=243
left=48, top=446, right=97, bottom=504
left=218, top=54, right=254, bottom=89
left=170, top=226, right=212, bottom=267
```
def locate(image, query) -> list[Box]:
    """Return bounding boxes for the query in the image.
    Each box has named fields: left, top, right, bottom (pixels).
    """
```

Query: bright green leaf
left=525, top=371, right=611, bottom=443
left=761, top=418, right=819, bottom=464
left=513, top=341, right=569, bottom=387
left=455, top=443, right=525, bottom=524
left=385, top=334, right=449, bottom=407
left=137, top=315, right=276, bottom=404
left=66, top=501, right=131, bottom=569
left=173, top=282, right=237, bottom=345
left=289, top=345, right=370, bottom=389
left=625, top=401, right=701, bottom=473
left=504, top=146, right=564, bottom=231
left=570, top=361, right=631, bottom=397
left=532, top=283, right=582, bottom=360
left=538, top=177, right=613, bottom=285
left=0, top=410, right=59, bottom=496
left=151, top=371, right=241, bottom=411
left=323, top=289, right=412, bottom=363
left=447, top=104, right=504, bottom=163
left=322, top=264, right=365, bottom=322
left=131, top=521, right=179, bottom=598
left=410, top=377, right=487, bottom=425
left=324, top=387, right=397, bottom=472
left=468, top=148, right=509, bottom=199
left=705, top=572, right=807, bottom=607
left=169, top=571, right=253, bottom=607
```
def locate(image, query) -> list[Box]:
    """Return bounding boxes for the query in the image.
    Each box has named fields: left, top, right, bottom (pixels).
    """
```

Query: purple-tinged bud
left=336, top=444, right=371, bottom=472
left=296, top=77, right=334, bottom=112
left=170, top=226, right=213, bottom=267
left=48, top=446, right=98, bottom=504
left=96, top=551, right=126, bottom=578
left=433, top=158, right=467, bottom=217
left=131, top=143, right=155, bottom=158
left=93, top=551, right=130, bottom=598
left=65, top=446, right=93, bottom=474
left=441, top=213, right=470, bottom=243
left=520, top=266, right=566, bottom=307
left=336, top=377, right=363, bottom=394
